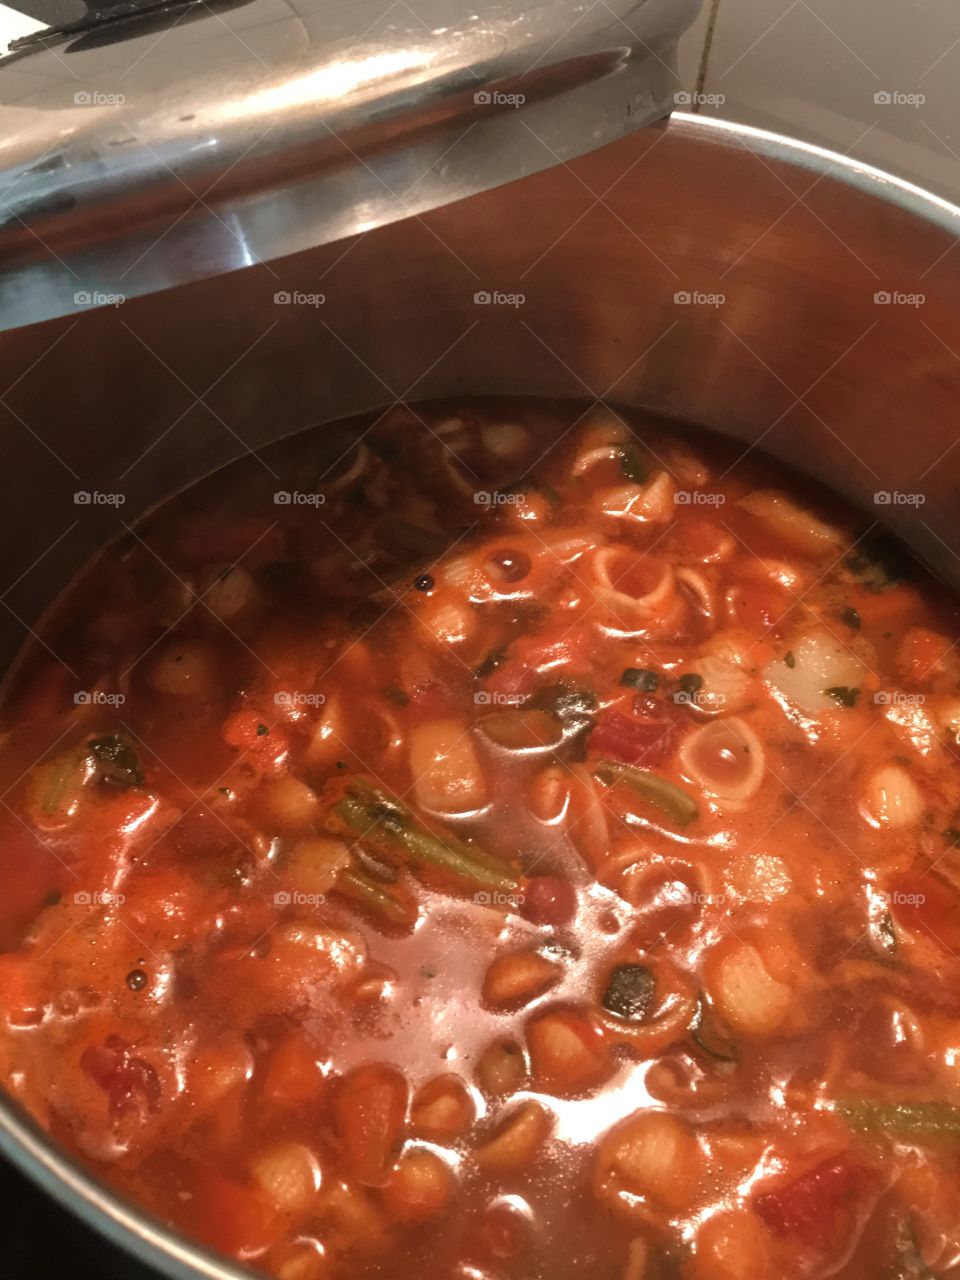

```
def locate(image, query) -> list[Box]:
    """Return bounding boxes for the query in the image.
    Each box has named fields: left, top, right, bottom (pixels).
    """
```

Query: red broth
left=1, top=401, right=960, bottom=1280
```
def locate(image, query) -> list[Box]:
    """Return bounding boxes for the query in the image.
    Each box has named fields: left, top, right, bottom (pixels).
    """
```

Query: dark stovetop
left=0, top=1150, right=166, bottom=1278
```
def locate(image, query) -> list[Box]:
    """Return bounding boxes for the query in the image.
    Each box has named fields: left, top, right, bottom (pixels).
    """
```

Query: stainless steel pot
left=2, top=110, right=960, bottom=1280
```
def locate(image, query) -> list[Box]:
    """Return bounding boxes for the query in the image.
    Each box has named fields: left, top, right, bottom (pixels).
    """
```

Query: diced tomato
left=81, top=1035, right=161, bottom=1119
left=222, top=710, right=289, bottom=771
left=335, top=1064, right=409, bottom=1187
left=754, top=1156, right=864, bottom=1250
left=890, top=867, right=960, bottom=953
left=519, top=876, right=577, bottom=927
left=588, top=708, right=675, bottom=767
left=896, top=627, right=956, bottom=684
left=727, top=580, right=791, bottom=634
left=0, top=952, right=45, bottom=1027
left=124, top=867, right=212, bottom=945
left=483, top=634, right=586, bottom=701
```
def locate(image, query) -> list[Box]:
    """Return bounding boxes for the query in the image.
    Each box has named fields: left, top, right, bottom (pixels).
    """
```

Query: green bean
left=335, top=867, right=416, bottom=925
left=594, top=759, right=699, bottom=829
left=837, top=1099, right=960, bottom=1139
left=335, top=780, right=518, bottom=891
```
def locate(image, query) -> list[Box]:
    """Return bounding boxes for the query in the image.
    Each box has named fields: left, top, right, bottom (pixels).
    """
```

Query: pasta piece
left=384, top=1148, right=454, bottom=1223
left=597, top=471, right=676, bottom=526
left=251, top=1142, right=322, bottom=1213
left=481, top=421, right=530, bottom=459
left=591, top=548, right=683, bottom=639
left=202, top=565, right=258, bottom=620
left=692, top=1210, right=771, bottom=1280
left=409, top=719, right=489, bottom=815
left=410, top=1076, right=476, bottom=1138
left=148, top=642, right=218, bottom=696
left=737, top=490, right=843, bottom=555
left=259, top=776, right=320, bottom=832
left=860, top=763, right=926, bottom=829
left=473, top=1101, right=553, bottom=1172
left=678, top=717, right=765, bottom=805
left=482, top=951, right=561, bottom=1009
left=708, top=941, right=793, bottom=1037
left=594, top=1112, right=700, bottom=1221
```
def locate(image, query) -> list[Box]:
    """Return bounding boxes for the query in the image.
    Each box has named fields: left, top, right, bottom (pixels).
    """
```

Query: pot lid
left=0, top=0, right=701, bottom=328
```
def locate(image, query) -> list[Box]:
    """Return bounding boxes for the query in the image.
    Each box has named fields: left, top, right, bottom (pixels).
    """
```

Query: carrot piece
left=335, top=1064, right=409, bottom=1187
left=261, top=1034, right=326, bottom=1109
left=184, top=1169, right=283, bottom=1258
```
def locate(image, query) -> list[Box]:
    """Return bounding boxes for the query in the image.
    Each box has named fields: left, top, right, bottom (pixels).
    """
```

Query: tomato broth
left=1, top=401, right=960, bottom=1280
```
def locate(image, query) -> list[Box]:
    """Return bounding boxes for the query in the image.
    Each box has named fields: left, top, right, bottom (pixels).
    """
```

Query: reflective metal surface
left=0, top=0, right=700, bottom=327
left=2, top=112, right=960, bottom=1276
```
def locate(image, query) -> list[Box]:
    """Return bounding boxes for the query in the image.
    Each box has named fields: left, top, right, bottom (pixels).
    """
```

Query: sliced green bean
left=838, top=1099, right=960, bottom=1140
left=595, top=759, right=699, bottom=829
left=335, top=867, right=416, bottom=925
left=335, top=780, right=518, bottom=891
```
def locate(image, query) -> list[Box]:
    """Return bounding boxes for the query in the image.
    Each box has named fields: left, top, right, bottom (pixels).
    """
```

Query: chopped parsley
left=824, top=685, right=860, bottom=708
left=840, top=605, right=861, bottom=631
left=88, top=734, right=145, bottom=788
left=784, top=650, right=796, bottom=669
left=620, top=667, right=660, bottom=692
left=677, top=673, right=704, bottom=696
left=256, top=723, right=269, bottom=736
left=619, top=447, right=648, bottom=484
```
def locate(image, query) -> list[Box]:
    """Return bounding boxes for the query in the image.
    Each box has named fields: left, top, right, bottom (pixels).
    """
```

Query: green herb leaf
left=840, top=605, right=861, bottom=631
left=89, top=734, right=145, bottom=788
left=620, top=668, right=660, bottom=692
left=619, top=447, right=648, bottom=483
left=845, top=533, right=910, bottom=593
left=784, top=650, right=796, bottom=669
left=677, top=673, right=703, bottom=696
left=824, top=685, right=860, bottom=708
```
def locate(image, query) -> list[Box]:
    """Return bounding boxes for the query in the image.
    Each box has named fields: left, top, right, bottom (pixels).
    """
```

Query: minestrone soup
left=1, top=402, right=959, bottom=1280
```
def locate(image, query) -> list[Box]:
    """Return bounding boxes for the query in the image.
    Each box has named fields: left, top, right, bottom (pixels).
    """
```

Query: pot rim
left=2, top=110, right=960, bottom=1280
